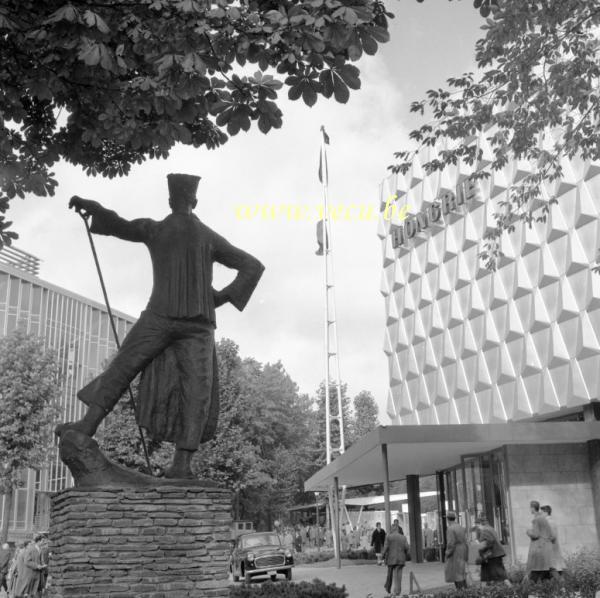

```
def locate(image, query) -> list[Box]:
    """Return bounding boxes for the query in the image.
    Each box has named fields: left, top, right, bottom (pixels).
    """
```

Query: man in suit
left=56, top=174, right=264, bottom=479
left=382, top=523, right=410, bottom=597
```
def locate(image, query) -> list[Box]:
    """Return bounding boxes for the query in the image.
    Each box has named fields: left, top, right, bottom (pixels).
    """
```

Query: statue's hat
left=167, top=173, right=201, bottom=200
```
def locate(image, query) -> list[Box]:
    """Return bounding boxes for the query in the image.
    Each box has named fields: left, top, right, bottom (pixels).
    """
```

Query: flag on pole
left=317, top=126, right=330, bottom=254
left=318, top=126, right=330, bottom=185
left=316, top=219, right=329, bottom=256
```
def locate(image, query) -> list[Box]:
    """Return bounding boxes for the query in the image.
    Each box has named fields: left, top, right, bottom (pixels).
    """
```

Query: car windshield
left=240, top=533, right=281, bottom=549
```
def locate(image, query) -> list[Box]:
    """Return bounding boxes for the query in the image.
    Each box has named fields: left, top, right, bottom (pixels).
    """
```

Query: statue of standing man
left=56, top=174, right=264, bottom=481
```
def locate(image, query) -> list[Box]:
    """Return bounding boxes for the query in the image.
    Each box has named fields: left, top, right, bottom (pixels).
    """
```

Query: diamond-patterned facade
left=380, top=142, right=600, bottom=425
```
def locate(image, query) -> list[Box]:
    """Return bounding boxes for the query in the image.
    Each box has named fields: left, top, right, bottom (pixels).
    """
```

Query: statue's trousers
left=78, top=309, right=216, bottom=450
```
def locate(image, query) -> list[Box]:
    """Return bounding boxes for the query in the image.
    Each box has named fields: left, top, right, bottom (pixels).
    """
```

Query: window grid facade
left=0, top=257, right=135, bottom=539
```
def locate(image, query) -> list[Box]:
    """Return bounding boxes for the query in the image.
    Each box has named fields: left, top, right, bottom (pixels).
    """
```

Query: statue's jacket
left=86, top=206, right=264, bottom=447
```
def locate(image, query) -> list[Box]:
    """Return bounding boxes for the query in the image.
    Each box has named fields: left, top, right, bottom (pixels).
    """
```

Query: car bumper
left=246, top=565, right=293, bottom=577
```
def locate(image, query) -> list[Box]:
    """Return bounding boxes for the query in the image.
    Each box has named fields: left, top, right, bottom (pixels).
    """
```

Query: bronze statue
left=56, top=174, right=264, bottom=483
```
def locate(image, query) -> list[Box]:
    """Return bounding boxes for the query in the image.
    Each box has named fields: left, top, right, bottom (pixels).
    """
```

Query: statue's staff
left=75, top=208, right=153, bottom=475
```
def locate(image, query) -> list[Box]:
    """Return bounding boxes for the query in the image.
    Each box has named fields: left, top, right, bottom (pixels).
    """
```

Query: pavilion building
left=306, top=140, right=600, bottom=564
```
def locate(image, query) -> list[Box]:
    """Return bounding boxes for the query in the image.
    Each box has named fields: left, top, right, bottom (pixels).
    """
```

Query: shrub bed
left=229, top=580, right=347, bottom=598
left=434, top=549, right=600, bottom=598
left=293, top=548, right=376, bottom=565
left=293, top=551, right=335, bottom=565
left=340, top=548, right=377, bottom=561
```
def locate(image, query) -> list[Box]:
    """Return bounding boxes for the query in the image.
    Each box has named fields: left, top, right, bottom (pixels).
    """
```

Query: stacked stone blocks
left=48, top=486, right=232, bottom=598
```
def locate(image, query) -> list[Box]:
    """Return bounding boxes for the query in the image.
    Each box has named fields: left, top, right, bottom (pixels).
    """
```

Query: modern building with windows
left=306, top=139, right=600, bottom=564
left=0, top=246, right=135, bottom=542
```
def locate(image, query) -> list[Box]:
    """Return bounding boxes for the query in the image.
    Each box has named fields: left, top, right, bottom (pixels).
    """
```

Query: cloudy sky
left=7, top=1, right=483, bottom=422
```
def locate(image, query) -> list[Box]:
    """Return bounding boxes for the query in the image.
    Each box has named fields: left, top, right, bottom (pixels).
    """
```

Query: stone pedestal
left=48, top=486, right=232, bottom=598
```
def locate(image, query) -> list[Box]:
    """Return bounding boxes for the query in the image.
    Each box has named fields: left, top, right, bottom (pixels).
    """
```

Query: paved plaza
left=294, top=561, right=452, bottom=597
left=238, top=560, right=467, bottom=597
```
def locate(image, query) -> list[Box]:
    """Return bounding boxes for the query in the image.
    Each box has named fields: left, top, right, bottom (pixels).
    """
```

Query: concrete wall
left=506, top=443, right=599, bottom=564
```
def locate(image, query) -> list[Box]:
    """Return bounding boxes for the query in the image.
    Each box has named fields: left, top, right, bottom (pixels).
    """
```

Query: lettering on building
left=390, top=179, right=480, bottom=248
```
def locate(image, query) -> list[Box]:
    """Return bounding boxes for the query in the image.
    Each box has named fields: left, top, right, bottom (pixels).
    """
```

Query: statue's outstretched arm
left=69, top=196, right=155, bottom=243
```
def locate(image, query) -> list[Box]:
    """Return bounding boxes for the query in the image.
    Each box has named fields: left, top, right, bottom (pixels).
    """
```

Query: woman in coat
left=8, top=542, right=27, bottom=598
left=526, top=501, right=555, bottom=583
left=444, top=512, right=468, bottom=589
left=371, top=522, right=386, bottom=565
left=476, top=516, right=507, bottom=584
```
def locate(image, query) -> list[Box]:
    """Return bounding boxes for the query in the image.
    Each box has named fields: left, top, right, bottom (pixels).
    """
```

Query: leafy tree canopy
left=390, top=0, right=600, bottom=267
left=0, top=329, right=61, bottom=542
left=0, top=0, right=392, bottom=246
left=351, top=389, right=378, bottom=441
left=98, top=382, right=175, bottom=476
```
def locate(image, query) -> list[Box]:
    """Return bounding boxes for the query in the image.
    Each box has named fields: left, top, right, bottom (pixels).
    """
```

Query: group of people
left=280, top=524, right=333, bottom=552
left=444, top=511, right=507, bottom=588
left=444, top=500, right=565, bottom=589
left=526, top=501, right=564, bottom=582
left=285, top=522, right=375, bottom=553
left=0, top=534, right=49, bottom=598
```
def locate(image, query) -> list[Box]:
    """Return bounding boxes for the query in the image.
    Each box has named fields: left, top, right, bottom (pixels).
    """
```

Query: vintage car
left=230, top=531, right=294, bottom=583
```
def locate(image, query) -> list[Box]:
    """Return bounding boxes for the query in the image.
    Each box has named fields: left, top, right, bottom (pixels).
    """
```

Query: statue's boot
left=59, top=430, right=218, bottom=488
left=164, top=448, right=195, bottom=479
left=55, top=405, right=106, bottom=439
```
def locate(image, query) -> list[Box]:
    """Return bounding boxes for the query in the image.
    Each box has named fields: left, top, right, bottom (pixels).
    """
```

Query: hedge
left=229, top=580, right=347, bottom=598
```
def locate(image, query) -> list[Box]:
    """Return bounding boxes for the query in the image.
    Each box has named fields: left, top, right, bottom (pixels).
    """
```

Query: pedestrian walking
left=476, top=516, right=507, bottom=584
left=0, top=542, right=10, bottom=595
left=526, top=500, right=554, bottom=583
left=382, top=524, right=410, bottom=598
left=294, top=528, right=303, bottom=553
left=309, top=525, right=317, bottom=548
left=371, top=522, right=386, bottom=565
left=444, top=512, right=468, bottom=589
left=540, top=505, right=564, bottom=580
left=13, top=534, right=47, bottom=598
left=8, top=542, right=28, bottom=598
left=39, top=534, right=50, bottom=597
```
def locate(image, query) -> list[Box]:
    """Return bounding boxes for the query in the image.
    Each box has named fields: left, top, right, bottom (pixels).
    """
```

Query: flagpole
left=318, top=126, right=344, bottom=569
left=320, top=127, right=332, bottom=467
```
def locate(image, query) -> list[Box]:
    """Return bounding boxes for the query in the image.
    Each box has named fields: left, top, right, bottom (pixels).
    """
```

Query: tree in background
left=193, top=340, right=316, bottom=527
left=95, top=337, right=380, bottom=526
left=0, top=0, right=392, bottom=247
left=98, top=383, right=175, bottom=476
left=0, top=330, right=60, bottom=542
left=311, top=380, right=353, bottom=468
left=351, top=390, right=379, bottom=442
left=391, top=0, right=600, bottom=267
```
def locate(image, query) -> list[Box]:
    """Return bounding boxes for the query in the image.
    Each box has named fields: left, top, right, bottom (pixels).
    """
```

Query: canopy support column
left=407, top=474, right=423, bottom=563
left=333, top=476, right=342, bottom=569
left=381, top=443, right=391, bottom=533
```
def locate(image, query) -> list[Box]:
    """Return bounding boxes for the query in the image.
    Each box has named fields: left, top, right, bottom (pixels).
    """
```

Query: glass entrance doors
left=439, top=447, right=512, bottom=561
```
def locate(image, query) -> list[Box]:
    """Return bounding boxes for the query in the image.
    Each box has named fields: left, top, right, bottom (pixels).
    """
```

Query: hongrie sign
left=390, top=178, right=480, bottom=248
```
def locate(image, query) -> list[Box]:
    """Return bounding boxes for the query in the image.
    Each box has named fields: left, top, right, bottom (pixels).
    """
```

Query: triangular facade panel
left=381, top=155, right=600, bottom=426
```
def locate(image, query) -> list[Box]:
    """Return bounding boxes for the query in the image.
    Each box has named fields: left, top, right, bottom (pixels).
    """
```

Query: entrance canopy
left=305, top=421, right=600, bottom=491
